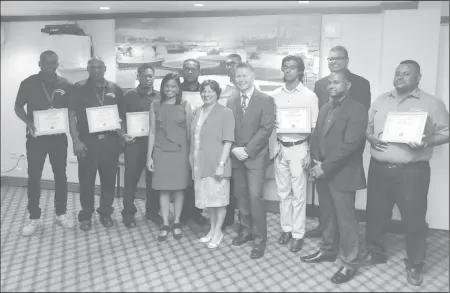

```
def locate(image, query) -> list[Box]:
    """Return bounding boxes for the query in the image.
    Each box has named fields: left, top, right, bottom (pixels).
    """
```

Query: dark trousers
left=181, top=179, right=203, bottom=222
left=224, top=177, right=237, bottom=225
left=77, top=134, right=120, bottom=222
left=26, top=135, right=68, bottom=219
left=366, top=158, right=430, bottom=266
left=233, top=166, right=267, bottom=247
left=316, top=180, right=360, bottom=268
left=122, top=138, right=159, bottom=219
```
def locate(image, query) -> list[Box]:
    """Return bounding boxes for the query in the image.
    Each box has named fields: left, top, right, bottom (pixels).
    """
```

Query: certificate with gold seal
left=276, top=106, right=311, bottom=133
left=33, top=108, right=69, bottom=136
left=126, top=112, right=149, bottom=137
left=382, top=112, right=428, bottom=143
left=86, top=105, right=121, bottom=133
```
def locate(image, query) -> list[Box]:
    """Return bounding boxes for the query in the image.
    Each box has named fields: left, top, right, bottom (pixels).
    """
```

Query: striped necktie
left=241, top=94, right=248, bottom=113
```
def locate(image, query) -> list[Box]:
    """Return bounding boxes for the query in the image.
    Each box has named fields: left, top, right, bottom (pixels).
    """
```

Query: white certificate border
left=126, top=111, right=150, bottom=137
left=33, top=108, right=69, bottom=136
left=382, top=111, right=428, bottom=143
left=86, top=105, right=121, bottom=133
left=276, top=106, right=311, bottom=134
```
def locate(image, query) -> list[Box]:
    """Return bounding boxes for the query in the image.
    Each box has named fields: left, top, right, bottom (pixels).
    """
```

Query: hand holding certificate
left=276, top=106, right=311, bottom=133
left=126, top=112, right=149, bottom=137
left=381, top=112, right=428, bottom=144
left=86, top=105, right=121, bottom=133
left=33, top=108, right=69, bottom=136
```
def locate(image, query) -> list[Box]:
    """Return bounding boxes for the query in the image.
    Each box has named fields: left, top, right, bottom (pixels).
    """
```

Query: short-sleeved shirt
left=272, top=82, right=319, bottom=142
left=15, top=73, right=73, bottom=132
left=123, top=87, right=160, bottom=134
left=368, top=88, right=449, bottom=163
left=69, top=78, right=124, bottom=140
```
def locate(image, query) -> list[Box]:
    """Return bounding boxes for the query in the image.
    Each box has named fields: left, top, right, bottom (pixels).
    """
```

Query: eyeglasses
left=225, top=61, right=237, bottom=68
left=327, top=57, right=347, bottom=62
left=281, top=66, right=298, bottom=72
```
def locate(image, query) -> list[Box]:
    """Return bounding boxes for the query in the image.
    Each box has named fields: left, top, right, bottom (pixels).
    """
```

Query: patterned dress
left=193, top=107, right=230, bottom=209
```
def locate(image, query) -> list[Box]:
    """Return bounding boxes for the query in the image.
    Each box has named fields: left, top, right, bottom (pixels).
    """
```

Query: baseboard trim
left=0, top=176, right=416, bottom=234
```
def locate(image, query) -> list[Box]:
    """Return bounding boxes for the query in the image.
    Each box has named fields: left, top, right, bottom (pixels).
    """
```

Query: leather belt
left=371, top=158, right=429, bottom=169
left=277, top=137, right=308, bottom=147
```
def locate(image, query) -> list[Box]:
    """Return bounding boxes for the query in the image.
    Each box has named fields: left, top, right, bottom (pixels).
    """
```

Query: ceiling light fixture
left=99, top=7, right=110, bottom=10
left=298, top=1, right=310, bottom=3
left=193, top=4, right=204, bottom=7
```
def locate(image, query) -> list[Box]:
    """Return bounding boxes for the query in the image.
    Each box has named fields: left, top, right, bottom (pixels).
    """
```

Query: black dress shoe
left=123, top=217, right=136, bottom=228
left=100, top=217, right=114, bottom=228
left=79, top=221, right=92, bottom=232
left=251, top=247, right=265, bottom=259
left=359, top=252, right=387, bottom=266
left=331, top=266, right=357, bottom=284
left=289, top=238, right=304, bottom=253
left=300, top=250, right=337, bottom=263
left=145, top=213, right=162, bottom=226
left=305, top=226, right=322, bottom=238
left=404, top=259, right=424, bottom=286
left=278, top=232, right=292, bottom=245
left=232, top=233, right=252, bottom=246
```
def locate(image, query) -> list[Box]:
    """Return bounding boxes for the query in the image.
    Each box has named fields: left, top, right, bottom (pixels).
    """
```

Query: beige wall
left=1, top=3, right=448, bottom=229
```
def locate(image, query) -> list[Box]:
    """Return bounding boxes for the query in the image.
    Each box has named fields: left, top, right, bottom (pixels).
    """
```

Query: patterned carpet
left=1, top=185, right=449, bottom=292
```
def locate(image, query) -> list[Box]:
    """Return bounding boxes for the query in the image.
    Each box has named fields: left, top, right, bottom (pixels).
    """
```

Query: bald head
left=87, top=57, right=106, bottom=81
left=39, top=50, right=59, bottom=77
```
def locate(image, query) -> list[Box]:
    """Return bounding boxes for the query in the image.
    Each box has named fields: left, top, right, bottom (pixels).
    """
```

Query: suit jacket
left=314, top=70, right=371, bottom=109
left=226, top=88, right=275, bottom=170
left=310, top=96, right=368, bottom=192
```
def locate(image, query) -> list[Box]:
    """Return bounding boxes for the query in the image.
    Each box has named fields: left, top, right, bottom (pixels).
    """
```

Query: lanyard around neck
left=41, top=81, right=56, bottom=109
left=93, top=85, right=106, bottom=106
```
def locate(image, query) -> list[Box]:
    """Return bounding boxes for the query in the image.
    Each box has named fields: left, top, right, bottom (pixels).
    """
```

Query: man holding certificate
left=121, top=63, right=161, bottom=228
left=361, top=60, right=449, bottom=286
left=272, top=55, right=319, bottom=253
left=301, top=71, right=368, bottom=284
left=15, top=50, right=74, bottom=236
left=68, top=57, right=125, bottom=232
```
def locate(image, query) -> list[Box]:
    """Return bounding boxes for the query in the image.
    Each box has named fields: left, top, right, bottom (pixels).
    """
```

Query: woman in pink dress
left=189, top=80, right=235, bottom=249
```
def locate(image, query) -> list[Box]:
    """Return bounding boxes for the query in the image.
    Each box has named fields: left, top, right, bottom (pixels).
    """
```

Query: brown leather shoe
left=305, top=226, right=322, bottom=238
left=300, top=250, right=337, bottom=263
left=278, top=232, right=292, bottom=245
left=331, top=266, right=357, bottom=284
left=289, top=238, right=304, bottom=253
left=232, top=233, right=252, bottom=246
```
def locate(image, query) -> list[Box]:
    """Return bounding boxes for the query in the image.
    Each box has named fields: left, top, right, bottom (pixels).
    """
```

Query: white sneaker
left=21, top=219, right=41, bottom=236
left=56, top=214, right=74, bottom=229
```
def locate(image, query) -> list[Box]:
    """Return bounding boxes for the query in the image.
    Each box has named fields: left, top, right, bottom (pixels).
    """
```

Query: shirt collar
left=330, top=95, right=347, bottom=107
left=38, top=71, right=58, bottom=83
left=241, top=86, right=255, bottom=99
left=88, top=77, right=108, bottom=88
left=137, top=85, right=155, bottom=96
left=181, top=80, right=200, bottom=92
left=390, top=87, right=421, bottom=99
left=281, top=82, right=305, bottom=93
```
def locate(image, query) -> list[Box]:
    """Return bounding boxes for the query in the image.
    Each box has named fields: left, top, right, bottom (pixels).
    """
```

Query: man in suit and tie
left=300, top=71, right=368, bottom=284
left=226, top=62, right=275, bottom=259
left=306, top=45, right=371, bottom=238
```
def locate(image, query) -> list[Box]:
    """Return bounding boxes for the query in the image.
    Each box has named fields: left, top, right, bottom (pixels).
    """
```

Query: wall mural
left=115, top=14, right=322, bottom=93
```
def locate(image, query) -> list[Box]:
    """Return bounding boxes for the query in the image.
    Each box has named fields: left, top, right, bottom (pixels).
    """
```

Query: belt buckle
left=98, top=134, right=105, bottom=139
left=387, top=163, right=397, bottom=169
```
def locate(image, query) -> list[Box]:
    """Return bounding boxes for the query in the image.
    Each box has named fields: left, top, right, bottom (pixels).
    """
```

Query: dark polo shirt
left=181, top=81, right=200, bottom=92
left=123, top=87, right=160, bottom=133
left=69, top=78, right=124, bottom=140
left=15, top=72, right=73, bottom=129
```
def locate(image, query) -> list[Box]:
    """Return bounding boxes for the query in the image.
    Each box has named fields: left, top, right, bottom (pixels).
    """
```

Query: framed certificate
left=276, top=106, right=311, bottom=133
left=382, top=112, right=428, bottom=143
left=86, top=105, right=121, bottom=133
left=126, top=112, right=149, bottom=137
left=182, top=91, right=204, bottom=111
left=33, top=108, right=69, bottom=136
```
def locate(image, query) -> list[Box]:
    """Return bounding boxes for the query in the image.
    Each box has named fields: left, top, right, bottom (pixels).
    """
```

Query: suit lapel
left=234, top=96, right=244, bottom=126
left=324, top=97, right=351, bottom=136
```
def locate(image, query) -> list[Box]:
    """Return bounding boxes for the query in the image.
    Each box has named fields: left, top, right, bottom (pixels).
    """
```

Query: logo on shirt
left=54, top=89, right=65, bottom=95
left=105, top=93, right=116, bottom=99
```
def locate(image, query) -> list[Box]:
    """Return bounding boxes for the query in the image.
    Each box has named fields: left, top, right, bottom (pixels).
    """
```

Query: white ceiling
left=1, top=1, right=409, bottom=16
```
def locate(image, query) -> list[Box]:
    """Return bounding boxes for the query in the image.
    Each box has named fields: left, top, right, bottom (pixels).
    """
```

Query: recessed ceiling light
left=193, top=4, right=204, bottom=7
left=298, top=1, right=310, bottom=3
left=100, top=7, right=110, bottom=10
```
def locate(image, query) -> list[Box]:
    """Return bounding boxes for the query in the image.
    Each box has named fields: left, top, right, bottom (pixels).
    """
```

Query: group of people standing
left=15, top=45, right=448, bottom=286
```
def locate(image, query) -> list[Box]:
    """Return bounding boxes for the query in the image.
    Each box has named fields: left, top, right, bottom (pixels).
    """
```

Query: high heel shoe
left=199, top=234, right=213, bottom=243
left=207, top=233, right=223, bottom=249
